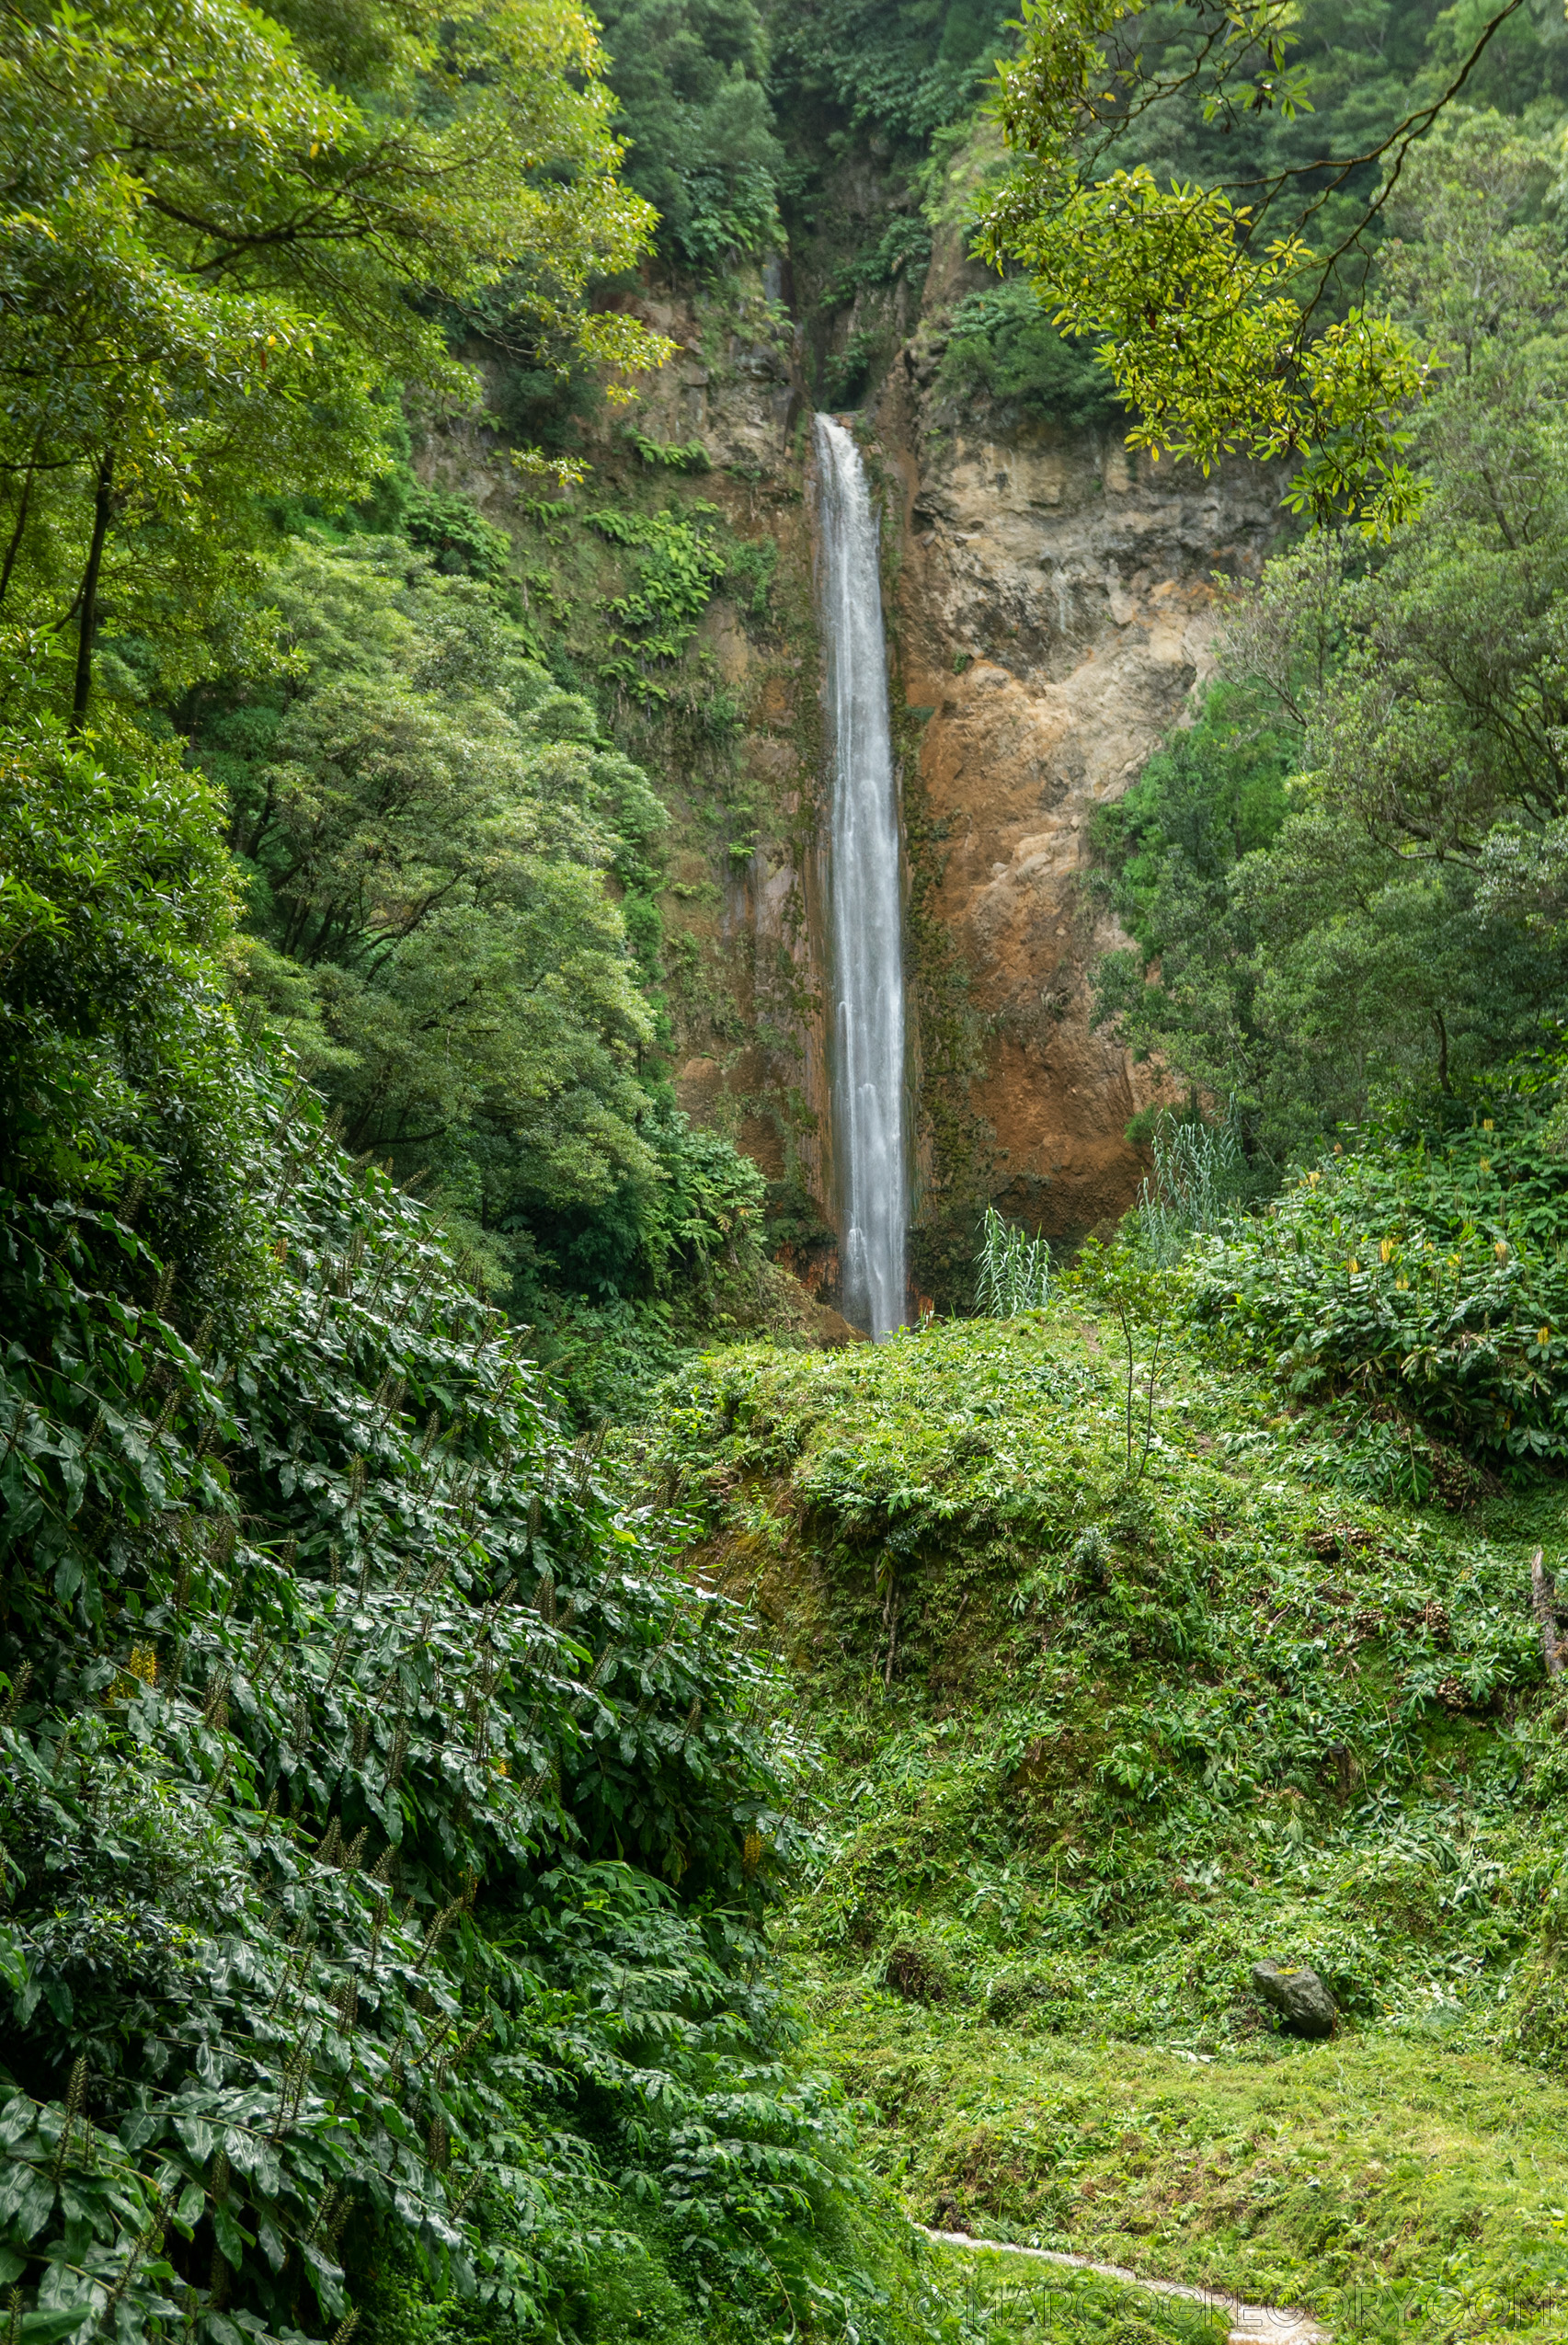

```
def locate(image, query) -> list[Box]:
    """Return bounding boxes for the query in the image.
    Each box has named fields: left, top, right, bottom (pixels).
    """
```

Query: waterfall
left=814, top=413, right=909, bottom=1338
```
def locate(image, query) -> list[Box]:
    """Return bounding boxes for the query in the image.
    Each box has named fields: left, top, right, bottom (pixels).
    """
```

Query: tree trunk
left=68, top=452, right=114, bottom=736
left=0, top=464, right=37, bottom=608
left=1531, top=1548, right=1562, bottom=1680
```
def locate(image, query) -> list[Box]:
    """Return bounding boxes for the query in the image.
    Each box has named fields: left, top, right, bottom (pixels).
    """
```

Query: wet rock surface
left=875, top=348, right=1281, bottom=1247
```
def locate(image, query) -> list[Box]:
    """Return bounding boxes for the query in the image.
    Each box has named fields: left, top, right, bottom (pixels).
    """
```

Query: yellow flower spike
left=1379, top=1238, right=1394, bottom=1264
left=1479, top=1159, right=1491, bottom=1173
left=1396, top=1276, right=1409, bottom=1292
left=1495, top=1241, right=1509, bottom=1263
left=1540, top=1328, right=1552, bottom=1348
left=1347, top=1259, right=1359, bottom=1275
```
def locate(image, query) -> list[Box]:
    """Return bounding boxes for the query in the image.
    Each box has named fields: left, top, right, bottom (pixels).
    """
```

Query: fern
left=624, top=426, right=712, bottom=472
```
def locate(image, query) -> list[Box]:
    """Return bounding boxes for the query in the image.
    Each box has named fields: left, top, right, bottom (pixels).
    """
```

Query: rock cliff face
left=416, top=257, right=1280, bottom=1316
left=876, top=362, right=1279, bottom=1257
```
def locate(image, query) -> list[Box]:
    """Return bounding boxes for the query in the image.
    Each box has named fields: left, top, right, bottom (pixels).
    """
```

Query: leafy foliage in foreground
left=0, top=1091, right=866, bottom=2342
left=0, top=713, right=902, bottom=2345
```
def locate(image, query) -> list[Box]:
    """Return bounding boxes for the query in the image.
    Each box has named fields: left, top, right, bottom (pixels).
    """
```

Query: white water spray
left=814, top=413, right=908, bottom=1337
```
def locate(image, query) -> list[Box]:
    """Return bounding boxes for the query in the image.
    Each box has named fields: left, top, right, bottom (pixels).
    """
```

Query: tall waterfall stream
left=814, top=414, right=909, bottom=1336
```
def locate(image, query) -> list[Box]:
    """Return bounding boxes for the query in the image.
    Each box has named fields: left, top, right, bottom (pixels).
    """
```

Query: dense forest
left=6, top=0, right=1568, bottom=2339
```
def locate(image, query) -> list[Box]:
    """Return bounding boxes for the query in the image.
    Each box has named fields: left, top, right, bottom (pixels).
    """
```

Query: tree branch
left=68, top=450, right=114, bottom=738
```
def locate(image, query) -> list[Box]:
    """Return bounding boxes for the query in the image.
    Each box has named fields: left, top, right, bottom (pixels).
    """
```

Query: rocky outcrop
left=1251, top=1958, right=1339, bottom=2039
left=875, top=364, right=1279, bottom=1248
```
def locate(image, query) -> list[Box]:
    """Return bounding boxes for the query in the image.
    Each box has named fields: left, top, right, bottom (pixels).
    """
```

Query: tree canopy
left=1091, top=116, right=1568, bottom=1159
left=203, top=534, right=665, bottom=1217
left=0, top=0, right=671, bottom=720
left=594, top=0, right=786, bottom=269
left=976, top=0, right=1544, bottom=529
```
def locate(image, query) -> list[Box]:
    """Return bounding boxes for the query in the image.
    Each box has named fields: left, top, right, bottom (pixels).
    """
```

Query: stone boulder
left=1251, top=1958, right=1337, bottom=2039
left=809, top=1304, right=869, bottom=1348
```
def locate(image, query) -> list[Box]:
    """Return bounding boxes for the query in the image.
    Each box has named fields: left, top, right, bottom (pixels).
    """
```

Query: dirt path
left=918, top=2225, right=1333, bottom=2344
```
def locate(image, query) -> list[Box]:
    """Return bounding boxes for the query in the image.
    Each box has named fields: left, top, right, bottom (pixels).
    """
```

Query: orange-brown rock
left=876, top=370, right=1280, bottom=1243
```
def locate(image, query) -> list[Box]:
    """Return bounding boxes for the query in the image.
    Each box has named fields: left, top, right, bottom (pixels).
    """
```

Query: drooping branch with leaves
left=976, top=0, right=1533, bottom=531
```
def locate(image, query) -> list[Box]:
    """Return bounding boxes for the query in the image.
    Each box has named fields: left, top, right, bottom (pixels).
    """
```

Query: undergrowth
left=1193, top=1085, right=1568, bottom=1469
left=621, top=1265, right=1568, bottom=2337
left=0, top=1063, right=909, bottom=2345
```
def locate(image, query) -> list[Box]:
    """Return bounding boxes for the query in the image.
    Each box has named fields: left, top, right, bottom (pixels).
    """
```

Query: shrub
left=884, top=1940, right=950, bottom=2002
left=0, top=1081, right=853, bottom=2341
left=936, top=281, right=1124, bottom=429
left=1135, top=1110, right=1245, bottom=1264
left=974, top=1205, right=1051, bottom=1317
left=0, top=716, right=878, bottom=2343
left=1191, top=1084, right=1568, bottom=1460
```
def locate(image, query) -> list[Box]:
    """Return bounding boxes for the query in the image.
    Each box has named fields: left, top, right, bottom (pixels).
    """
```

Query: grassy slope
left=619, top=1310, right=1568, bottom=2340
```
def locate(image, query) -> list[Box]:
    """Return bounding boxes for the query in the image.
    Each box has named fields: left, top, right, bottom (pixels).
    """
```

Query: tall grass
left=974, top=1205, right=1051, bottom=1316
left=1138, top=1111, right=1242, bottom=1262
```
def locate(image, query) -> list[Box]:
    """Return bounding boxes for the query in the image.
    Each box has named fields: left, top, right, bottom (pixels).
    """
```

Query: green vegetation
left=0, top=0, right=669, bottom=723
left=1093, top=117, right=1568, bottom=1164
left=625, top=429, right=715, bottom=473
left=594, top=0, right=784, bottom=270
left=935, top=284, right=1124, bottom=433
left=0, top=0, right=799, bottom=1419
left=1192, top=1083, right=1568, bottom=1478
left=629, top=1227, right=1568, bottom=2335
left=0, top=669, right=934, bottom=2343
left=0, top=12, right=889, bottom=2334
left=203, top=534, right=665, bottom=1211
left=979, top=0, right=1544, bottom=527
left=175, top=516, right=784, bottom=1411
left=16, top=2, right=1568, bottom=2342
left=587, top=506, right=732, bottom=690
left=771, top=0, right=1015, bottom=148
left=919, top=2247, right=1229, bottom=2345
left=974, top=1207, right=1052, bottom=1318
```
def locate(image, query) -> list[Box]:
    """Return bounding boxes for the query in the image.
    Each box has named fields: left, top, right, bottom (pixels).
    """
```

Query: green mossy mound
left=627, top=1309, right=1568, bottom=2335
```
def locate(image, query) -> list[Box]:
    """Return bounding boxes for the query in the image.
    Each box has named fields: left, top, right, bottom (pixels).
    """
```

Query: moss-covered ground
left=618, top=1304, right=1568, bottom=2339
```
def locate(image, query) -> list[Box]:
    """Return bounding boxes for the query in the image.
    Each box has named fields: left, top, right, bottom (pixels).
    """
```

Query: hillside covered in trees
left=6, top=0, right=1568, bottom=2339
